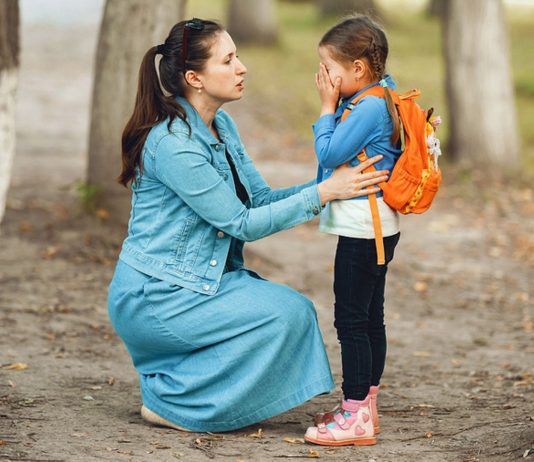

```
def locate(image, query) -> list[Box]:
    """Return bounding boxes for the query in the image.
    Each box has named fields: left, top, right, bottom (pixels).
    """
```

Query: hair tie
left=156, top=44, right=165, bottom=54
left=379, top=78, right=388, bottom=88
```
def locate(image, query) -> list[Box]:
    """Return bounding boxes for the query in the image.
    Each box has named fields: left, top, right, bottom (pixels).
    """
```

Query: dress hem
left=140, top=375, right=335, bottom=433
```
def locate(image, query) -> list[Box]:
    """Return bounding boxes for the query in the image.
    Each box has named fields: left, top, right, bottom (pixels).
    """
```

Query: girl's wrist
left=320, top=104, right=336, bottom=116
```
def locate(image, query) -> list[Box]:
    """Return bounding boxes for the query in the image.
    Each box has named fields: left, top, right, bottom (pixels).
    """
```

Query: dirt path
left=1, top=20, right=533, bottom=462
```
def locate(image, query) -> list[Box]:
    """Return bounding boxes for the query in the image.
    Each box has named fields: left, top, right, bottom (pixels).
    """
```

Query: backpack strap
left=340, top=85, right=398, bottom=266
left=357, top=151, right=385, bottom=265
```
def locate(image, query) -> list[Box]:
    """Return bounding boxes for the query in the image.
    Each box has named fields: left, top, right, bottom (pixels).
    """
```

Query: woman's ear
left=184, top=70, right=203, bottom=91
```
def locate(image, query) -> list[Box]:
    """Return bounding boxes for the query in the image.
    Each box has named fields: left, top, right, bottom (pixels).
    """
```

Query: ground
left=1, top=20, right=533, bottom=462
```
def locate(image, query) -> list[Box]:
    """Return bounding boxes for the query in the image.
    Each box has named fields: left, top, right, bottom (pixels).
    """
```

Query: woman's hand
left=317, top=156, right=389, bottom=206
left=315, top=63, right=341, bottom=116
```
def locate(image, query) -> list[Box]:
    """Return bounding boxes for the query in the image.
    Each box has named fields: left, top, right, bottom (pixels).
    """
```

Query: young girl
left=305, top=16, right=401, bottom=446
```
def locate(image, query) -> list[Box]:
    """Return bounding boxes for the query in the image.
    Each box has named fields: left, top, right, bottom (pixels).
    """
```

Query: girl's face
left=318, top=46, right=367, bottom=98
left=195, top=31, right=247, bottom=104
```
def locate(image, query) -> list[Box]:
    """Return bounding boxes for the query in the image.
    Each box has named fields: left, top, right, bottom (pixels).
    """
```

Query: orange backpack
left=341, top=86, right=442, bottom=264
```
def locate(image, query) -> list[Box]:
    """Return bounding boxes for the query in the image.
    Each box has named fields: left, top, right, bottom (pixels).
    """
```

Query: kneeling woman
left=108, top=18, right=388, bottom=433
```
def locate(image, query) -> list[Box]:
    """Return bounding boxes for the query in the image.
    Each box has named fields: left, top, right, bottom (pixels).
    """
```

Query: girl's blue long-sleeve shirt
left=313, top=75, right=402, bottom=199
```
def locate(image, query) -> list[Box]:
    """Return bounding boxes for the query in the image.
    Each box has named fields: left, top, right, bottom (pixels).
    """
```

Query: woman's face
left=196, top=31, right=247, bottom=104
left=318, top=46, right=359, bottom=98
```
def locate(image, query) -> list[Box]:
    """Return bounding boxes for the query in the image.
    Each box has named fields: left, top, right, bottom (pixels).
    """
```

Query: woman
left=108, top=18, right=388, bottom=433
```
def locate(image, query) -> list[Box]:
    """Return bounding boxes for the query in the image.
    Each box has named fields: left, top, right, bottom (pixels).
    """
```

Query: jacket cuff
left=301, top=185, right=322, bottom=220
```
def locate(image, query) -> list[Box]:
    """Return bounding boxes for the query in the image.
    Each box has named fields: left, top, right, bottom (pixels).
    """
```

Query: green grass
left=186, top=1, right=534, bottom=173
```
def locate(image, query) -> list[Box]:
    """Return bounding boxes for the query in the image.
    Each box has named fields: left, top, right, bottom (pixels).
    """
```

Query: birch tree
left=227, top=0, right=278, bottom=44
left=87, top=0, right=186, bottom=222
left=443, top=0, right=519, bottom=168
left=0, top=0, right=19, bottom=224
left=316, top=0, right=379, bottom=17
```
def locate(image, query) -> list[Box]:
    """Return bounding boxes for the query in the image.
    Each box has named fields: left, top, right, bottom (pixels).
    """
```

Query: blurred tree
left=426, top=0, right=447, bottom=18
left=0, top=0, right=19, bottom=225
left=227, top=0, right=278, bottom=44
left=443, top=0, right=519, bottom=168
left=87, top=0, right=186, bottom=223
left=317, top=0, right=379, bottom=17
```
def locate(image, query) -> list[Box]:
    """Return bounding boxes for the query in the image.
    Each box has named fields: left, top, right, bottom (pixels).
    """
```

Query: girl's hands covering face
left=315, top=63, right=341, bottom=116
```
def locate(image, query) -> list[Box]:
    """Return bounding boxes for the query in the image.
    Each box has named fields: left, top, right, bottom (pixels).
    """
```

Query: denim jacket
left=119, top=97, right=321, bottom=295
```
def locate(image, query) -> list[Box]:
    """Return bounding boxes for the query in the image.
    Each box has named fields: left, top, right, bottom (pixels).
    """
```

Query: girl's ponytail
left=382, top=86, right=400, bottom=145
left=369, top=40, right=400, bottom=145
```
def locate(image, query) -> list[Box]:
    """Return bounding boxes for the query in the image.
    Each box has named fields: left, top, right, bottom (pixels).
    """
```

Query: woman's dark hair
left=319, top=15, right=400, bottom=145
left=119, top=19, right=224, bottom=187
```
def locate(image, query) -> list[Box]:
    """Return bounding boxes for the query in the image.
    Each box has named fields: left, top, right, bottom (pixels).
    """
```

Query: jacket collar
left=175, top=96, right=230, bottom=146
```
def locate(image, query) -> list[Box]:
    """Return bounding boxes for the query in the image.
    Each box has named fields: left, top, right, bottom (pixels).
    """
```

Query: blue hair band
left=379, top=78, right=388, bottom=88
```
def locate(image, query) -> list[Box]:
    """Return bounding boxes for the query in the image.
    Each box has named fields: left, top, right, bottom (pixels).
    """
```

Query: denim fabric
left=108, top=260, right=334, bottom=432
left=313, top=75, right=402, bottom=200
left=120, top=97, right=321, bottom=295
left=333, top=233, right=400, bottom=400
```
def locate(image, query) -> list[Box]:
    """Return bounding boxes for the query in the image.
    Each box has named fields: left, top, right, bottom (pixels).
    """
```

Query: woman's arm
left=155, top=135, right=320, bottom=242
left=235, top=144, right=316, bottom=206
left=155, top=135, right=386, bottom=242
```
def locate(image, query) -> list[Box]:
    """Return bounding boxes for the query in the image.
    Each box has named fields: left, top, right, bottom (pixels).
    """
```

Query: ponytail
left=383, top=87, right=400, bottom=145
left=118, top=46, right=187, bottom=187
left=118, top=19, right=223, bottom=187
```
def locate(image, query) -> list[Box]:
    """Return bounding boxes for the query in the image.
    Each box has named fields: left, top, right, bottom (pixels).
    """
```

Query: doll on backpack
left=304, top=15, right=403, bottom=446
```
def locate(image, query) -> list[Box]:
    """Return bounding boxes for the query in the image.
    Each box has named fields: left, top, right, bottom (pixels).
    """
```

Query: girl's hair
left=319, top=15, right=400, bottom=144
left=119, top=19, right=224, bottom=187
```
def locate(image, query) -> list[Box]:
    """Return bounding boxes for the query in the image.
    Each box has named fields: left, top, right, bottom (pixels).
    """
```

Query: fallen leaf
left=414, top=281, right=428, bottom=292
left=248, top=428, right=263, bottom=438
left=42, top=246, right=59, bottom=259
left=8, top=380, right=16, bottom=387
left=425, top=431, right=433, bottom=438
left=18, top=221, right=34, bottom=233
left=95, top=208, right=110, bottom=220
left=0, top=440, right=6, bottom=446
left=83, top=395, right=95, bottom=401
left=90, top=385, right=102, bottom=390
left=307, top=449, right=320, bottom=458
left=2, top=362, right=28, bottom=371
left=283, top=437, right=305, bottom=444
left=108, top=377, right=115, bottom=386
left=413, top=351, right=432, bottom=358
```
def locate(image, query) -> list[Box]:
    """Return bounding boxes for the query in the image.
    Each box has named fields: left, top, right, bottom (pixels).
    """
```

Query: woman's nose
left=236, top=58, right=247, bottom=75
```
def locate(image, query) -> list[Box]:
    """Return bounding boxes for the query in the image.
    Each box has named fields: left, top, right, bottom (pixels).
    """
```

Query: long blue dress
left=107, top=100, right=334, bottom=432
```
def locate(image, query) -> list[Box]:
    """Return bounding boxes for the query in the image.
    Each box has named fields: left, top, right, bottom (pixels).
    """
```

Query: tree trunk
left=426, top=0, right=448, bottom=19
left=227, top=0, right=278, bottom=44
left=0, top=0, right=19, bottom=225
left=317, top=0, right=378, bottom=17
left=87, top=0, right=186, bottom=223
left=443, top=0, right=519, bottom=168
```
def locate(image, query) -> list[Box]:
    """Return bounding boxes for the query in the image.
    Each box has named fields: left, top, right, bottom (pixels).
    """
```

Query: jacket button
left=217, top=231, right=225, bottom=238
left=312, top=206, right=320, bottom=215
left=214, top=144, right=221, bottom=151
left=203, top=284, right=210, bottom=291
left=210, top=259, right=217, bottom=267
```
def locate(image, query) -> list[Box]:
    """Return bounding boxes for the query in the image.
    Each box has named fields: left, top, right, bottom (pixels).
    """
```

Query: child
left=305, top=15, right=401, bottom=446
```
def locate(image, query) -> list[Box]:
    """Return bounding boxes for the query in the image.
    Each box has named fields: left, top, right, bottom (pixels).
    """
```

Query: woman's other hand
left=315, top=63, right=340, bottom=116
left=317, top=156, right=388, bottom=205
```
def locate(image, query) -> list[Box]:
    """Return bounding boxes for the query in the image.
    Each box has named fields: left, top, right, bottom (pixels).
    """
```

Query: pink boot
left=368, top=385, right=380, bottom=434
left=305, top=397, right=376, bottom=446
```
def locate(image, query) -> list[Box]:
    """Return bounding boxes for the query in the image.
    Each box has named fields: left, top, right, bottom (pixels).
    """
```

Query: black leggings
left=333, top=233, right=400, bottom=401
